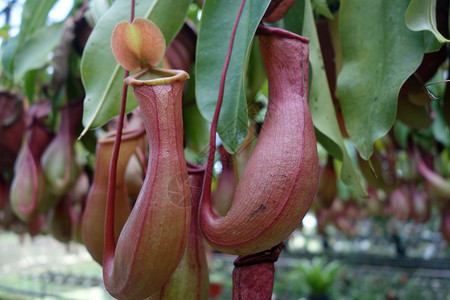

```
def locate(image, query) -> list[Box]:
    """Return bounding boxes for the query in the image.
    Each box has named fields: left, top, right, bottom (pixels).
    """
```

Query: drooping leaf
left=195, top=0, right=271, bottom=153
left=19, top=0, right=58, bottom=43
left=80, top=0, right=191, bottom=136
left=23, top=70, right=39, bottom=104
left=1, top=0, right=58, bottom=80
left=1, top=38, right=19, bottom=77
left=405, top=0, right=450, bottom=44
left=13, top=23, right=63, bottom=81
left=337, top=0, right=424, bottom=160
left=284, top=0, right=366, bottom=197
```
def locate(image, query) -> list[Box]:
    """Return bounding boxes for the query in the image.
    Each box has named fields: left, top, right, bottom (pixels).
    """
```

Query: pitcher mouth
left=124, top=67, right=189, bottom=86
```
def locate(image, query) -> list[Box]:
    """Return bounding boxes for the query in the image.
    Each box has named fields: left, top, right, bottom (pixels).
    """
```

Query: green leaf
left=1, top=0, right=58, bottom=80
left=0, top=25, right=11, bottom=38
left=283, top=0, right=305, bottom=34
left=393, top=121, right=411, bottom=148
left=23, top=70, right=39, bottom=104
left=19, top=0, right=58, bottom=43
left=80, top=0, right=191, bottom=136
left=423, top=31, right=442, bottom=53
left=245, top=39, right=267, bottom=106
left=337, top=0, right=424, bottom=160
left=84, top=0, right=111, bottom=27
left=195, top=0, right=271, bottom=153
left=285, top=0, right=366, bottom=197
left=1, top=38, right=19, bottom=77
left=13, top=23, right=63, bottom=81
left=405, top=0, right=450, bottom=44
left=183, top=104, right=210, bottom=155
left=431, top=100, right=450, bottom=148
left=312, top=0, right=333, bottom=19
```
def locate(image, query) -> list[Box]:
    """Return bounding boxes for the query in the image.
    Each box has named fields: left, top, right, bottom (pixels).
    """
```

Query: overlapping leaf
left=406, top=0, right=449, bottom=44
left=1, top=0, right=58, bottom=78
left=285, top=0, right=366, bottom=197
left=19, top=0, right=58, bottom=43
left=337, top=0, right=424, bottom=160
left=195, top=0, right=271, bottom=153
left=14, top=23, right=63, bottom=81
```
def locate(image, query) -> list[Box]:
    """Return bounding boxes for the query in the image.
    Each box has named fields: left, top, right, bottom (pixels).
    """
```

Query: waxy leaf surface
left=337, top=0, right=424, bottom=159
left=195, top=0, right=271, bottom=153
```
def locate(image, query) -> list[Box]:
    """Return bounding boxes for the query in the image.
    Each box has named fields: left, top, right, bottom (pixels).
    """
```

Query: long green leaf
left=285, top=0, right=366, bottom=197
left=1, top=0, right=58, bottom=78
left=405, top=0, right=450, bottom=43
left=23, top=70, right=38, bottom=104
left=195, top=0, right=271, bottom=153
left=80, top=0, right=191, bottom=136
left=1, top=38, right=19, bottom=76
left=337, top=0, right=424, bottom=160
left=14, top=23, right=63, bottom=81
left=19, top=0, right=58, bottom=43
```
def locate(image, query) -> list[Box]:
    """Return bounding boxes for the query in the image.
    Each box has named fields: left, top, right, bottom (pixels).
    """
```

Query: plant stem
left=103, top=0, right=135, bottom=262
left=130, top=0, right=135, bottom=22
left=232, top=243, right=284, bottom=300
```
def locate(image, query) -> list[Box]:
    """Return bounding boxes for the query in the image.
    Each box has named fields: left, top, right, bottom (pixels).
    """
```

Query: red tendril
left=103, top=0, right=135, bottom=264
left=201, top=0, right=247, bottom=214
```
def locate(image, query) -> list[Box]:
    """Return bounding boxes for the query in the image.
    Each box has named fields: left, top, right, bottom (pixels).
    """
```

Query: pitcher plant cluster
left=0, top=0, right=449, bottom=299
